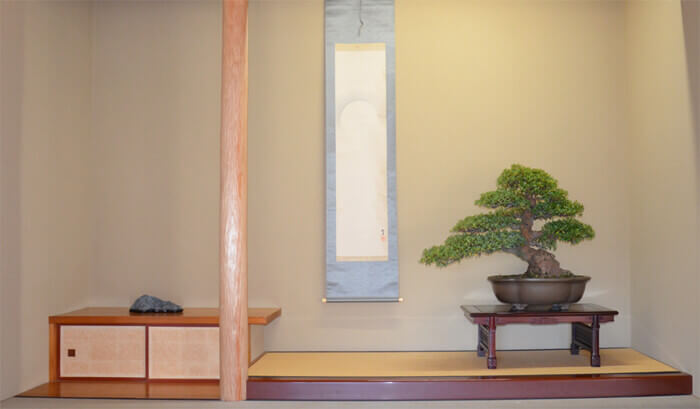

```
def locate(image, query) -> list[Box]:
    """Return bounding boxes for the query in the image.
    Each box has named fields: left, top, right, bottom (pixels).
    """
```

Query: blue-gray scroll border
left=325, top=0, right=399, bottom=302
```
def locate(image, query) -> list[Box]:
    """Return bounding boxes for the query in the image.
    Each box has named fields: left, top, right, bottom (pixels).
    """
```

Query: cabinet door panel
left=60, top=325, right=145, bottom=378
left=148, top=326, right=219, bottom=379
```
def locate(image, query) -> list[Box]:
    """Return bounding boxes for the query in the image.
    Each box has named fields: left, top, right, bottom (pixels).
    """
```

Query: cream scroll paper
left=334, top=43, right=389, bottom=262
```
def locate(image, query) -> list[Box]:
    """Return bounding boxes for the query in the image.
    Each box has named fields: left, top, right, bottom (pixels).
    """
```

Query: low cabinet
left=50, top=307, right=281, bottom=381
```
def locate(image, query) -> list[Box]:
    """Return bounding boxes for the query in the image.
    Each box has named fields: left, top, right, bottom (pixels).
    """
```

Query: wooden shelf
left=19, top=380, right=220, bottom=400
left=49, top=307, right=281, bottom=326
left=48, top=307, right=281, bottom=382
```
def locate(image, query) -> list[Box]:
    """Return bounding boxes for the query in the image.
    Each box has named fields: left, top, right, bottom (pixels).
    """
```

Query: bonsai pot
left=487, top=275, right=590, bottom=311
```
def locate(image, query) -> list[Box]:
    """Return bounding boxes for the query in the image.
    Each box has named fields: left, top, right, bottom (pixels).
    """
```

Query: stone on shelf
left=129, top=295, right=183, bottom=313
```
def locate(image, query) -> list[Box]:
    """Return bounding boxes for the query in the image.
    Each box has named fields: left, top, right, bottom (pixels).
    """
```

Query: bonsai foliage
left=420, top=165, right=594, bottom=278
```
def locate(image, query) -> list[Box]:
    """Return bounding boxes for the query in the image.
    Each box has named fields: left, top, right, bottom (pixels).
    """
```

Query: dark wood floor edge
left=16, top=395, right=221, bottom=401
left=15, top=380, right=221, bottom=401
left=246, top=372, right=693, bottom=400
left=14, top=373, right=692, bottom=401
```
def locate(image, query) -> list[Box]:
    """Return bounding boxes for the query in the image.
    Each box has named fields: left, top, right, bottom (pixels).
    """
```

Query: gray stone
left=129, top=294, right=183, bottom=313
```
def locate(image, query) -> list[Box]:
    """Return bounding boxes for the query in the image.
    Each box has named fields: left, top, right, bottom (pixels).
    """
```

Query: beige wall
left=626, top=0, right=699, bottom=394
left=0, top=0, right=94, bottom=400
left=247, top=0, right=631, bottom=351
left=85, top=0, right=633, bottom=352
left=89, top=0, right=222, bottom=307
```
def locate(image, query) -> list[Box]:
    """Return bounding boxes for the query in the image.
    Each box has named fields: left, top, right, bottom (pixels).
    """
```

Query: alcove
left=1, top=0, right=698, bottom=403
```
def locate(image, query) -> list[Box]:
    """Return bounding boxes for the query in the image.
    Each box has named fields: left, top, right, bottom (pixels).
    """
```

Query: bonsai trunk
left=520, top=246, right=569, bottom=278
left=517, top=207, right=570, bottom=277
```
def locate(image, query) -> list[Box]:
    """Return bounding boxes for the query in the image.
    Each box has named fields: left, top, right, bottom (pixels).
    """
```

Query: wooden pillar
left=220, top=0, right=249, bottom=401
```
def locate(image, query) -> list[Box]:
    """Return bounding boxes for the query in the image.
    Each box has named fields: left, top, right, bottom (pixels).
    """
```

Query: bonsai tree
left=421, top=164, right=594, bottom=278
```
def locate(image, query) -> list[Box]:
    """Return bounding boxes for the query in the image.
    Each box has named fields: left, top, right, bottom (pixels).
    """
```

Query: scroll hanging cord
left=357, top=0, right=364, bottom=36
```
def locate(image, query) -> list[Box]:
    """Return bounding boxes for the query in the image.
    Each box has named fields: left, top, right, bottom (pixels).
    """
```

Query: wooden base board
left=248, top=373, right=692, bottom=400
left=17, top=349, right=693, bottom=401
left=17, top=373, right=692, bottom=401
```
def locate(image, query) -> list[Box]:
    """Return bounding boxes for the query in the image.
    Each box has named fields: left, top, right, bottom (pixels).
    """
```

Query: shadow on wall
left=1, top=0, right=24, bottom=400
left=681, top=0, right=700, bottom=395
left=682, top=1, right=699, bottom=153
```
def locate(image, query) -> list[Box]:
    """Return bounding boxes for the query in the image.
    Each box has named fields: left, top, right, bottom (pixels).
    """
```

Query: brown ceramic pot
left=487, top=275, right=591, bottom=310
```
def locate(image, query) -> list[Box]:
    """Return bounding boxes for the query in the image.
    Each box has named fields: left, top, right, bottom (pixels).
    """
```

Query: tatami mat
left=248, top=348, right=678, bottom=377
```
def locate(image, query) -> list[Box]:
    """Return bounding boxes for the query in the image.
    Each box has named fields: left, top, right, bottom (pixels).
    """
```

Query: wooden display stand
left=462, top=304, right=618, bottom=369
left=48, top=307, right=280, bottom=382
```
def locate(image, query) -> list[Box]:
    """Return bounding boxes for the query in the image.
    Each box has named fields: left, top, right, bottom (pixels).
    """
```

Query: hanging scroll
left=335, top=43, right=388, bottom=262
left=325, top=0, right=398, bottom=302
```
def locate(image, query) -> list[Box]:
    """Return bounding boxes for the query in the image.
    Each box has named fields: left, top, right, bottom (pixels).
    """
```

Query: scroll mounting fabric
left=325, top=0, right=398, bottom=302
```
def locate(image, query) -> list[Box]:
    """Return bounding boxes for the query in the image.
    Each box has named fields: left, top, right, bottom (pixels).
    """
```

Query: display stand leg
left=570, top=323, right=580, bottom=355
left=477, top=324, right=487, bottom=357
left=487, top=317, right=497, bottom=369
left=591, top=315, right=601, bottom=367
left=571, top=319, right=602, bottom=366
